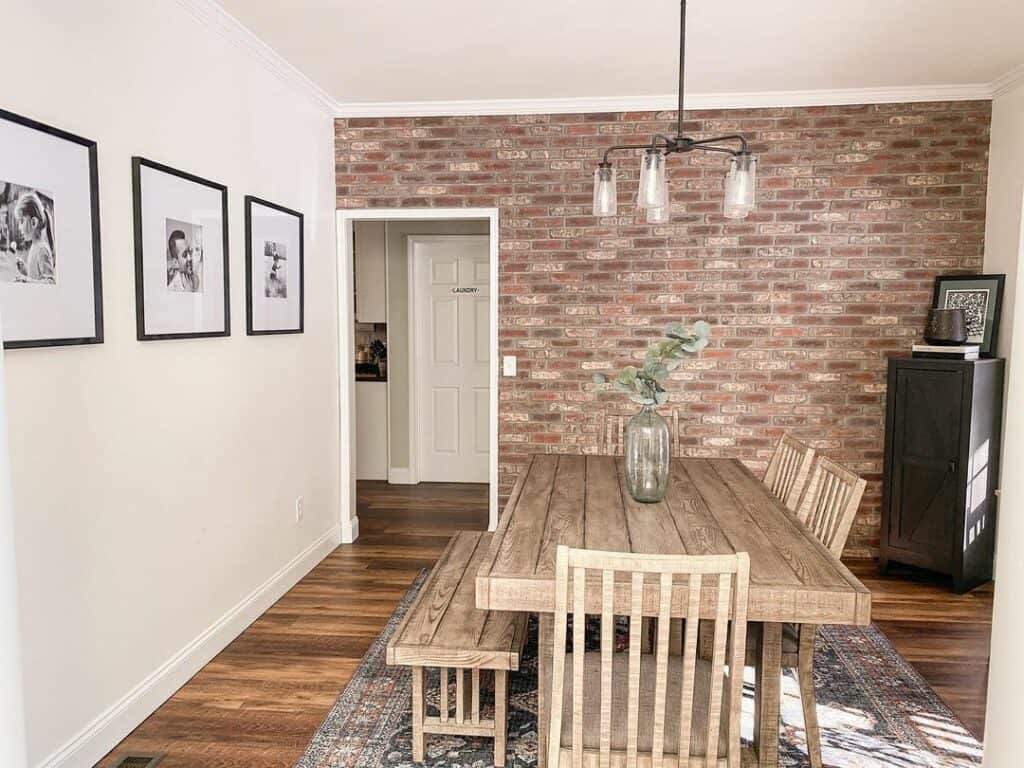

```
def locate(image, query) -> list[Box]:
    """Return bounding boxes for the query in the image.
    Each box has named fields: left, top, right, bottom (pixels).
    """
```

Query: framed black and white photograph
left=933, top=273, right=1005, bottom=357
left=0, top=108, right=102, bottom=349
left=244, top=196, right=303, bottom=335
left=133, top=157, right=229, bottom=340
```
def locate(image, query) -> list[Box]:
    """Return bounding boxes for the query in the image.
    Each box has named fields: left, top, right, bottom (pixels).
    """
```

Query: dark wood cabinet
left=881, top=357, right=1003, bottom=593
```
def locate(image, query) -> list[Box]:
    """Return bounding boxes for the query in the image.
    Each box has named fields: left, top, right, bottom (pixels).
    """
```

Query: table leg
left=754, top=622, right=783, bottom=768
left=537, top=613, right=553, bottom=768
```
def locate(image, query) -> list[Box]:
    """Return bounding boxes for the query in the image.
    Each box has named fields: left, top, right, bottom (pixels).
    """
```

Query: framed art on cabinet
left=0, top=108, right=103, bottom=349
left=244, top=195, right=303, bottom=335
left=933, top=273, right=1005, bottom=357
left=132, top=157, right=229, bottom=341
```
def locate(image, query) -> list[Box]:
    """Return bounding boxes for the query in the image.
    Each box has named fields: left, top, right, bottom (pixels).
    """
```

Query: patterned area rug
left=295, top=572, right=982, bottom=768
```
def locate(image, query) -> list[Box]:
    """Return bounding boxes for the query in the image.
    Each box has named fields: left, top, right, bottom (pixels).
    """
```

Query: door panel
left=889, top=368, right=961, bottom=567
left=413, top=236, right=490, bottom=483
left=431, top=297, right=459, bottom=365
left=431, top=388, right=460, bottom=453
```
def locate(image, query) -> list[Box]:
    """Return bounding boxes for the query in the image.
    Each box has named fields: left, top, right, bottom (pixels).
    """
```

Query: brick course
left=335, top=102, right=991, bottom=557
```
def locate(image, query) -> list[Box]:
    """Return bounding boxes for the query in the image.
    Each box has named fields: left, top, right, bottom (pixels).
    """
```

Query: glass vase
left=624, top=405, right=671, bottom=503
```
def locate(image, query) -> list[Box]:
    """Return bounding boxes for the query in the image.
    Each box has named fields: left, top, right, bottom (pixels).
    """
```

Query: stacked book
left=912, top=343, right=980, bottom=360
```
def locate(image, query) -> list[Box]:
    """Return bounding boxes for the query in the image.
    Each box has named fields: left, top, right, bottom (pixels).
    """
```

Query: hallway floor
left=97, top=481, right=990, bottom=767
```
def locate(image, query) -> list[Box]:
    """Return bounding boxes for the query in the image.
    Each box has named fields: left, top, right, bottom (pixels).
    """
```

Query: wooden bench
left=387, top=531, right=528, bottom=766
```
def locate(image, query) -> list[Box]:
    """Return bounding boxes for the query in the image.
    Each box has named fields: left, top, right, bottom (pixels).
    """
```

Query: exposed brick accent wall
left=336, top=102, right=991, bottom=557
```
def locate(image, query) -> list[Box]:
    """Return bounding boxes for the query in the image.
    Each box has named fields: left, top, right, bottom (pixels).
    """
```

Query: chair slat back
left=795, top=456, right=866, bottom=558
left=762, top=434, right=816, bottom=511
left=548, top=546, right=750, bottom=768
left=601, top=410, right=681, bottom=456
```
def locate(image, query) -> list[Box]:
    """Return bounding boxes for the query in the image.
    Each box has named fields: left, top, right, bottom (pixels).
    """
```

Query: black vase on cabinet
left=881, top=357, right=1003, bottom=593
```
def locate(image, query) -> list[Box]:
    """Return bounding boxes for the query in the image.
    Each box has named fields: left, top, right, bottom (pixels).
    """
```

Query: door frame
left=407, top=234, right=492, bottom=487
left=336, top=208, right=500, bottom=540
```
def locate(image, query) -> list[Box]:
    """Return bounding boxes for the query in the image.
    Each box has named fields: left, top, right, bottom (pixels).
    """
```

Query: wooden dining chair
left=547, top=545, right=754, bottom=768
left=762, top=434, right=816, bottom=512
left=601, top=409, right=682, bottom=456
left=774, top=457, right=866, bottom=768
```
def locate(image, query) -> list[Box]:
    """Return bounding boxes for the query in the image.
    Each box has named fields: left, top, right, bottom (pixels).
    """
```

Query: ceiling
left=215, top=0, right=1024, bottom=110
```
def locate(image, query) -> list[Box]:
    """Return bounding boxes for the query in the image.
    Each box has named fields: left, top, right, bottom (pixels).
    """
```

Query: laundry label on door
left=451, top=287, right=480, bottom=294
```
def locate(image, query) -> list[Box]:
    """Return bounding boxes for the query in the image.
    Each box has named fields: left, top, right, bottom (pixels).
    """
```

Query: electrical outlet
left=295, top=496, right=304, bottom=523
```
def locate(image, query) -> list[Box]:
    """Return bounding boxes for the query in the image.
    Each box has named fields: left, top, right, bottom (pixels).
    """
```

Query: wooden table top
left=475, top=455, right=871, bottom=625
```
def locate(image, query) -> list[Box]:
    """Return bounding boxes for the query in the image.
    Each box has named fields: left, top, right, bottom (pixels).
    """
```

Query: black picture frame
left=244, top=195, right=304, bottom=336
left=932, top=273, right=1005, bottom=357
left=0, top=107, right=103, bottom=350
left=132, top=157, right=230, bottom=341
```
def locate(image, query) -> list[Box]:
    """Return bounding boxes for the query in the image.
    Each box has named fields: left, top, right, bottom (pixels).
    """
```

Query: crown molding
left=171, top=0, right=1023, bottom=119
left=173, top=0, right=336, bottom=115
left=991, top=63, right=1024, bottom=98
left=334, top=83, right=995, bottom=118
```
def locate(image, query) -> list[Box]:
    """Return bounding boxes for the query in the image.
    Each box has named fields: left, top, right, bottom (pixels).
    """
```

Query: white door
left=411, top=236, right=490, bottom=483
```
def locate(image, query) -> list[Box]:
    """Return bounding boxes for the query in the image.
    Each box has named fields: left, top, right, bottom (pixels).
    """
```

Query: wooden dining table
left=475, top=454, right=871, bottom=768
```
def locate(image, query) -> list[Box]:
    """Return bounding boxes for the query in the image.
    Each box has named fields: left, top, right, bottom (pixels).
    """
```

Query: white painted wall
left=2, top=2, right=339, bottom=766
left=984, top=84, right=1024, bottom=358
left=982, top=81, right=1024, bottom=768
left=0, top=313, right=28, bottom=767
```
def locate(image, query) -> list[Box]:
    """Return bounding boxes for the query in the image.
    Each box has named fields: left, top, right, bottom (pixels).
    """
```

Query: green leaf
left=591, top=373, right=608, bottom=384
left=655, top=390, right=669, bottom=406
left=692, top=320, right=711, bottom=338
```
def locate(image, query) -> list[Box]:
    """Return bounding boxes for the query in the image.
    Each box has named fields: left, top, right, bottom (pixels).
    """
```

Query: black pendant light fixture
left=592, top=0, right=758, bottom=221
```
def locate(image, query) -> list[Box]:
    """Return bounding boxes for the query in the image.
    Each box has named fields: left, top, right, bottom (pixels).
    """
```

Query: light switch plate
left=502, top=355, right=517, bottom=377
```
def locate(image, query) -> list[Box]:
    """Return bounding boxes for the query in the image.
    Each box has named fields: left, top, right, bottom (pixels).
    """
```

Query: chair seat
left=560, top=651, right=729, bottom=758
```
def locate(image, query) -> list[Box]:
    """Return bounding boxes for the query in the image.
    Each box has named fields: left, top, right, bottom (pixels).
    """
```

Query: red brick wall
left=336, top=102, right=991, bottom=557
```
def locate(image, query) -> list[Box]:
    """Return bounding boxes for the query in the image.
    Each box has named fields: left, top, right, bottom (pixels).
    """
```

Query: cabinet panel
left=887, top=368, right=962, bottom=567
left=354, top=221, right=387, bottom=324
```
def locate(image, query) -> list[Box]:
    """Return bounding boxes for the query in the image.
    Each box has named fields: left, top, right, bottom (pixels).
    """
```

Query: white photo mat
left=134, top=159, right=228, bottom=339
left=246, top=197, right=303, bottom=334
left=0, top=110, right=101, bottom=348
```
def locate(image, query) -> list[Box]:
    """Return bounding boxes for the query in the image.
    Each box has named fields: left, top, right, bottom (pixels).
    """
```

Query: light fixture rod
left=677, top=0, right=686, bottom=138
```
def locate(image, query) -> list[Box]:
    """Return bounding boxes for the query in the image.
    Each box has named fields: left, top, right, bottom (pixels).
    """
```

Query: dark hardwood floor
left=98, top=481, right=991, bottom=767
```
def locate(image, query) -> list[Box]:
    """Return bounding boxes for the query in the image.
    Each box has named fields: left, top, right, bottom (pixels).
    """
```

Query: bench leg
left=411, top=667, right=425, bottom=762
left=494, top=669, right=507, bottom=768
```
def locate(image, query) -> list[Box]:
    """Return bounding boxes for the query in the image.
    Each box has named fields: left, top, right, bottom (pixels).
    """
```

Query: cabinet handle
left=948, top=460, right=956, bottom=473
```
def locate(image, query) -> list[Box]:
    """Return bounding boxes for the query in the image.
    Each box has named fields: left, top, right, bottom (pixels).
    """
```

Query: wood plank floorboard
left=97, top=482, right=991, bottom=766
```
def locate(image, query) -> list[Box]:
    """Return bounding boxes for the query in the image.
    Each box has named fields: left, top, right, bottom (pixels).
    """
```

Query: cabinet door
left=888, top=367, right=962, bottom=568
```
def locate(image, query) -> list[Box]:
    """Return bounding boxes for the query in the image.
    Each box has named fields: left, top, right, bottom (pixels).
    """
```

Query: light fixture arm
left=591, top=0, right=757, bottom=220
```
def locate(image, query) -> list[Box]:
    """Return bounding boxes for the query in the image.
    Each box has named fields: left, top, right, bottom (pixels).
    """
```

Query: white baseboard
left=35, top=525, right=341, bottom=768
left=341, top=514, right=359, bottom=544
left=388, top=467, right=415, bottom=484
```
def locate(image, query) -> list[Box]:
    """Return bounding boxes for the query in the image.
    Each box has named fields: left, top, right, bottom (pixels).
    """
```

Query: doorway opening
left=337, top=209, right=499, bottom=542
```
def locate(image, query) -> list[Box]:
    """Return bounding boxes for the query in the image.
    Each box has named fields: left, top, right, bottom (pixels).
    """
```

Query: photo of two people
left=165, top=218, right=204, bottom=293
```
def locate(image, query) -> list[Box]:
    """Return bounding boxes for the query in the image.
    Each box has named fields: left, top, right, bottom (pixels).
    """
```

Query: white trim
left=334, top=83, right=995, bottom=118
left=404, top=237, right=420, bottom=486
left=408, top=235, right=493, bottom=487
left=173, top=0, right=336, bottom=115
left=992, top=64, right=1024, bottom=99
left=337, top=209, right=501, bottom=533
left=35, top=524, right=340, bottom=768
left=341, top=514, right=359, bottom=544
left=387, top=467, right=415, bottom=485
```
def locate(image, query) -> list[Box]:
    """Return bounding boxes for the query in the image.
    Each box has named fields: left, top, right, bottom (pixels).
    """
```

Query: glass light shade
left=637, top=149, right=667, bottom=209
left=723, top=153, right=757, bottom=219
left=646, top=203, right=670, bottom=223
left=593, top=164, right=617, bottom=216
